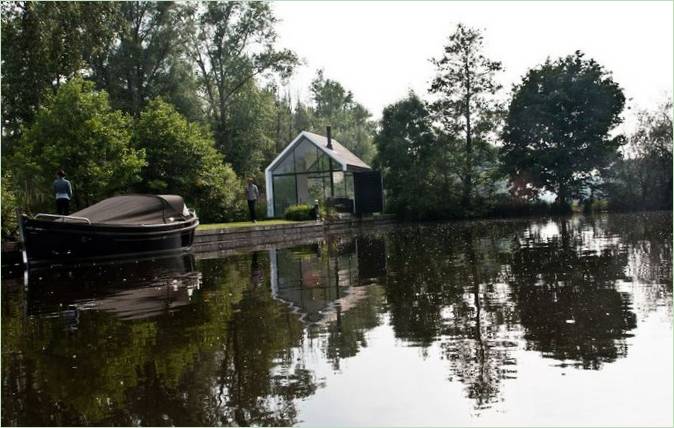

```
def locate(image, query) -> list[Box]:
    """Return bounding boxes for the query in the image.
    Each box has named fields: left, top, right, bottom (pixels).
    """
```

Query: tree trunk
left=462, top=121, right=473, bottom=209
left=462, top=62, right=473, bottom=210
left=556, top=184, right=566, bottom=205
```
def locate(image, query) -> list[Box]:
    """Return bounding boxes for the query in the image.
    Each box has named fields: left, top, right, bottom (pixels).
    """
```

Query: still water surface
left=2, top=212, right=672, bottom=426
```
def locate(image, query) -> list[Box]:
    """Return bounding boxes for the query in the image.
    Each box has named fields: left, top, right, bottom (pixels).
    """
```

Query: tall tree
left=430, top=23, right=503, bottom=209
left=219, top=81, right=277, bottom=177
left=89, top=2, right=198, bottom=119
left=1, top=1, right=120, bottom=146
left=184, top=1, right=297, bottom=171
left=374, top=92, right=449, bottom=219
left=603, top=99, right=673, bottom=210
left=501, top=51, right=626, bottom=206
left=308, top=70, right=376, bottom=163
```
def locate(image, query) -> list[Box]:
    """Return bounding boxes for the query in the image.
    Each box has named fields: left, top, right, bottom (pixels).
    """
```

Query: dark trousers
left=56, top=198, right=70, bottom=215
left=247, top=199, right=256, bottom=221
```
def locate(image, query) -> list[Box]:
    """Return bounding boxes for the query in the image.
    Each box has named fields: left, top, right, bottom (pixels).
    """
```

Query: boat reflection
left=26, top=254, right=202, bottom=321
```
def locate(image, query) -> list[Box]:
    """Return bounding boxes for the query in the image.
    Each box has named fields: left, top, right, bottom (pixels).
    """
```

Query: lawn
left=197, top=219, right=299, bottom=230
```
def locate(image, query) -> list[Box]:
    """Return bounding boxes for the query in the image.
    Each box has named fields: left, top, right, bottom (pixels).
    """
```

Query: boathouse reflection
left=269, top=235, right=387, bottom=325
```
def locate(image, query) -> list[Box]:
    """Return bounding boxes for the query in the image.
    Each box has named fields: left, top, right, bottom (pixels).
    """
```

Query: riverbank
left=193, top=215, right=395, bottom=254
left=1, top=215, right=396, bottom=268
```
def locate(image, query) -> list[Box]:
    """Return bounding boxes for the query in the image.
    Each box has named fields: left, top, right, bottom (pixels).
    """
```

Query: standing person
left=53, top=169, right=73, bottom=215
left=245, top=178, right=260, bottom=223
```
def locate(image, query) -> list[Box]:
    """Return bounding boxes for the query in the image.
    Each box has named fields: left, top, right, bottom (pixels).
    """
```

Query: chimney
left=326, top=126, right=333, bottom=150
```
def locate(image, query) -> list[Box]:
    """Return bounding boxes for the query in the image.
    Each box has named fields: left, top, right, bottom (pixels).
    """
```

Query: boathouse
left=264, top=128, right=383, bottom=217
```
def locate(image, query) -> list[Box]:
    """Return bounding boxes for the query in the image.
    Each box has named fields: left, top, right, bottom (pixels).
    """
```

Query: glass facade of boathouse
left=269, top=137, right=355, bottom=216
left=265, top=131, right=372, bottom=217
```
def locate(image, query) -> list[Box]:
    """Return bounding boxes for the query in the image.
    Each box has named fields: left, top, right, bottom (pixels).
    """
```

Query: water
left=2, top=212, right=672, bottom=426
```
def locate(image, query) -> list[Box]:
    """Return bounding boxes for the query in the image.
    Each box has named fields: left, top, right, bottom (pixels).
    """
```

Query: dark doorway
left=353, top=171, right=383, bottom=215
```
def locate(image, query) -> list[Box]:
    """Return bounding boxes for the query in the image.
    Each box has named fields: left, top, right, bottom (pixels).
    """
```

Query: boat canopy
left=70, top=195, right=190, bottom=225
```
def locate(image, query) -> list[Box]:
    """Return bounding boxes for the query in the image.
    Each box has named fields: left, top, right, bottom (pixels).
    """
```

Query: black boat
left=20, top=194, right=199, bottom=266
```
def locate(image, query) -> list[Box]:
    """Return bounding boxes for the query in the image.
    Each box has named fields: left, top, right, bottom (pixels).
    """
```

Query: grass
left=197, top=219, right=299, bottom=230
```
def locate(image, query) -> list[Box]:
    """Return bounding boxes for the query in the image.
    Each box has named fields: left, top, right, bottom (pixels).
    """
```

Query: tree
left=133, top=98, right=240, bottom=223
left=89, top=2, right=200, bottom=119
left=501, top=51, right=626, bottom=206
left=217, top=81, right=277, bottom=177
left=602, top=99, right=672, bottom=211
left=307, top=70, right=376, bottom=163
left=11, top=78, right=146, bottom=212
left=374, top=92, right=446, bottom=218
left=1, top=2, right=120, bottom=147
left=184, top=2, right=297, bottom=167
left=430, top=24, right=503, bottom=209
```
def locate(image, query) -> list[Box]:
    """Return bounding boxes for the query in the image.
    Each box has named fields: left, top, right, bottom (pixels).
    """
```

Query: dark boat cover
left=68, top=195, right=190, bottom=225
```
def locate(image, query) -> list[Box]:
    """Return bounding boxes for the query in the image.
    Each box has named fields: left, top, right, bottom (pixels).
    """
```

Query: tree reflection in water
left=1, top=213, right=670, bottom=425
left=507, top=218, right=637, bottom=369
left=384, top=222, right=520, bottom=410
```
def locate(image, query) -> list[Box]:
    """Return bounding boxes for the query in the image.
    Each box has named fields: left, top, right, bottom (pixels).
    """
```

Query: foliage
left=501, top=51, right=626, bottom=206
left=374, top=92, right=450, bottom=219
left=218, top=81, right=277, bottom=177
left=485, top=194, right=552, bottom=218
left=429, top=24, right=504, bottom=208
left=375, top=91, right=505, bottom=220
left=89, top=2, right=199, bottom=119
left=284, top=204, right=314, bottom=221
left=0, top=2, right=120, bottom=149
left=1, top=4, right=666, bottom=228
left=1, top=170, right=19, bottom=239
left=11, top=78, right=146, bottom=212
left=184, top=1, right=298, bottom=172
left=133, top=98, right=239, bottom=223
left=307, top=70, right=377, bottom=164
left=602, top=99, right=672, bottom=211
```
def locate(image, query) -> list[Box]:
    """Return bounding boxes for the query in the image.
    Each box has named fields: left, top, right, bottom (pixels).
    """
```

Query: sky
left=272, top=1, right=673, bottom=128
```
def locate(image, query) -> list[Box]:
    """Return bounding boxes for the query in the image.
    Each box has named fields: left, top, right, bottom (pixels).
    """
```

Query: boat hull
left=21, top=216, right=199, bottom=266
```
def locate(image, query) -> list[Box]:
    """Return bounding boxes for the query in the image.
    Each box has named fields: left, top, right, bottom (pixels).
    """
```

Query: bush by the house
left=284, top=204, right=313, bottom=221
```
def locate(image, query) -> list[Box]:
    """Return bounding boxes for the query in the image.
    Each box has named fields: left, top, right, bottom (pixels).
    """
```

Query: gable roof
left=266, top=131, right=371, bottom=173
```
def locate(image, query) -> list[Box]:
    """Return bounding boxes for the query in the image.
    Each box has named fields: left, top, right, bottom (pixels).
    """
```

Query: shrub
left=487, top=195, right=552, bottom=218
left=284, top=204, right=313, bottom=221
left=134, top=98, right=239, bottom=223
left=11, top=78, right=145, bottom=212
left=1, top=171, right=18, bottom=240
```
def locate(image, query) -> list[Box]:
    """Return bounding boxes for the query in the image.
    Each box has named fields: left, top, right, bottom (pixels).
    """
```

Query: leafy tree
left=1, top=1, right=120, bottom=147
left=375, top=92, right=503, bottom=219
left=501, top=51, right=626, bottom=206
left=89, top=2, right=200, bottom=119
left=133, top=98, right=239, bottom=223
left=11, top=78, right=145, bottom=212
left=184, top=1, right=297, bottom=170
left=292, top=99, right=314, bottom=137
left=218, top=81, right=277, bottom=177
left=308, top=70, right=376, bottom=163
left=603, top=99, right=672, bottom=211
left=269, top=88, right=296, bottom=153
left=430, top=23, right=503, bottom=208
left=374, top=92, right=447, bottom=218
